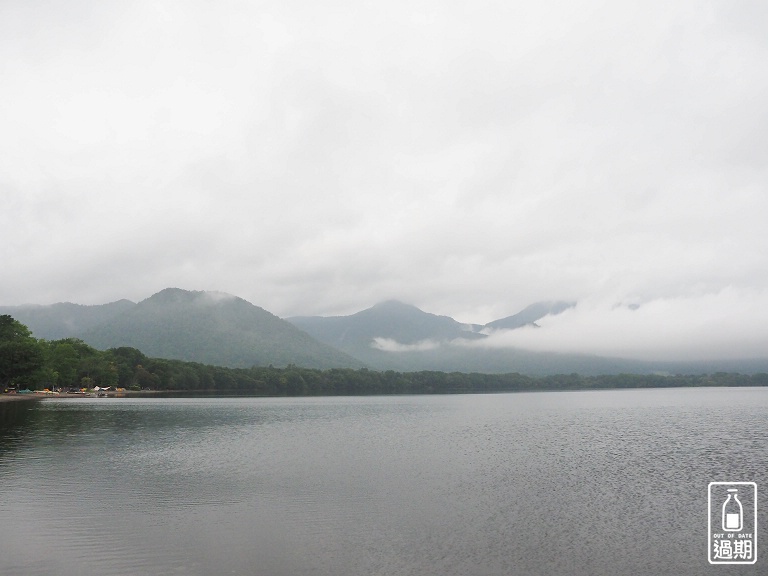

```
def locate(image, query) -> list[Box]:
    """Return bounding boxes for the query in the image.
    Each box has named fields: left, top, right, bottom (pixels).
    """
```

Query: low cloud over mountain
left=476, top=288, right=768, bottom=362
left=4, top=289, right=768, bottom=375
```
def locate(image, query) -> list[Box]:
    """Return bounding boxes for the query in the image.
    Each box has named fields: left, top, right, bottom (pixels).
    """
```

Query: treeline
left=121, top=364, right=767, bottom=395
left=2, top=315, right=768, bottom=395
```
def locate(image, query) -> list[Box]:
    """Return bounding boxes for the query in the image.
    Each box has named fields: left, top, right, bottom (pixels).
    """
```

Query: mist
left=2, top=0, right=767, bottom=362
left=472, top=288, right=768, bottom=361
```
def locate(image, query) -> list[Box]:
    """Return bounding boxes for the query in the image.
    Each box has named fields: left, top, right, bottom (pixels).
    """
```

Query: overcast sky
left=2, top=0, right=767, bottom=360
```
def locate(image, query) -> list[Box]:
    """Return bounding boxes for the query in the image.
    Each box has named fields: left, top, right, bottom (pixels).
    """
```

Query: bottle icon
left=722, top=488, right=743, bottom=532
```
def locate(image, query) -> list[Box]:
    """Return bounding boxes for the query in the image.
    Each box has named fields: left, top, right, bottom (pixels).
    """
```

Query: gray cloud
left=1, top=0, right=767, bottom=360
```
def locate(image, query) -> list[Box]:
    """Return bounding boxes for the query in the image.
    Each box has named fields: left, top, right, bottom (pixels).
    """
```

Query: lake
left=1, top=388, right=765, bottom=575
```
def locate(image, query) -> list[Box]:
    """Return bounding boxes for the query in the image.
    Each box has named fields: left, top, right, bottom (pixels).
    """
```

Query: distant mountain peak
left=144, top=288, right=239, bottom=306
left=80, top=287, right=362, bottom=369
left=144, top=287, right=194, bottom=303
left=289, top=298, right=487, bottom=354
left=374, top=299, right=409, bottom=306
left=483, top=300, right=576, bottom=331
left=371, top=300, right=421, bottom=311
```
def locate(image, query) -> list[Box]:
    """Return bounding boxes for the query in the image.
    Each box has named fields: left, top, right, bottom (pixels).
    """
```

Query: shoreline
left=0, top=391, right=154, bottom=401
left=4, top=382, right=768, bottom=402
left=0, top=394, right=44, bottom=403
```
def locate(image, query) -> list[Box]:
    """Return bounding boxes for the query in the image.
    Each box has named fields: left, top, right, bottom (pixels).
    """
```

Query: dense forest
left=2, top=314, right=767, bottom=396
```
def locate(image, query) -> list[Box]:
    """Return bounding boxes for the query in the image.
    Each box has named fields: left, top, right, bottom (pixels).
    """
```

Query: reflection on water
left=0, top=399, right=39, bottom=451
left=1, top=389, right=766, bottom=576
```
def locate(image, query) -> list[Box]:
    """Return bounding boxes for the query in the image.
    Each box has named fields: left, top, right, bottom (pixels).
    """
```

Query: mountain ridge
left=2, top=292, right=584, bottom=372
left=483, top=301, right=576, bottom=331
left=288, top=299, right=487, bottom=348
left=76, top=288, right=363, bottom=369
left=286, top=299, right=582, bottom=372
left=6, top=290, right=765, bottom=375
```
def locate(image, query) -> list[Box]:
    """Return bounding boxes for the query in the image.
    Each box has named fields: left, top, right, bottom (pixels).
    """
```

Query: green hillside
left=287, top=299, right=606, bottom=374
left=79, top=288, right=363, bottom=369
left=289, top=299, right=483, bottom=348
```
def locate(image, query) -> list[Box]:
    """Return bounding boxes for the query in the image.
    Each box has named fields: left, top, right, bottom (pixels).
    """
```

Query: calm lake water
left=1, top=388, right=766, bottom=576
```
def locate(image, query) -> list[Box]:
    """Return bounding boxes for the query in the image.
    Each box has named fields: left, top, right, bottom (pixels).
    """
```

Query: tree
left=134, top=365, right=160, bottom=389
left=0, top=315, right=45, bottom=388
left=107, top=347, right=147, bottom=387
left=46, top=341, right=80, bottom=388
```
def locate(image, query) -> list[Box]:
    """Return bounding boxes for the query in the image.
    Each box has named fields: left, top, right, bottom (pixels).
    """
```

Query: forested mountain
left=289, top=299, right=484, bottom=348
left=5, top=291, right=767, bottom=376
left=287, top=299, right=599, bottom=374
left=77, top=288, right=363, bottom=369
left=289, top=300, right=577, bottom=349
left=286, top=299, right=768, bottom=374
left=3, top=293, right=591, bottom=374
left=0, top=293, right=614, bottom=374
left=4, top=312, right=767, bottom=395
left=0, top=300, right=136, bottom=340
